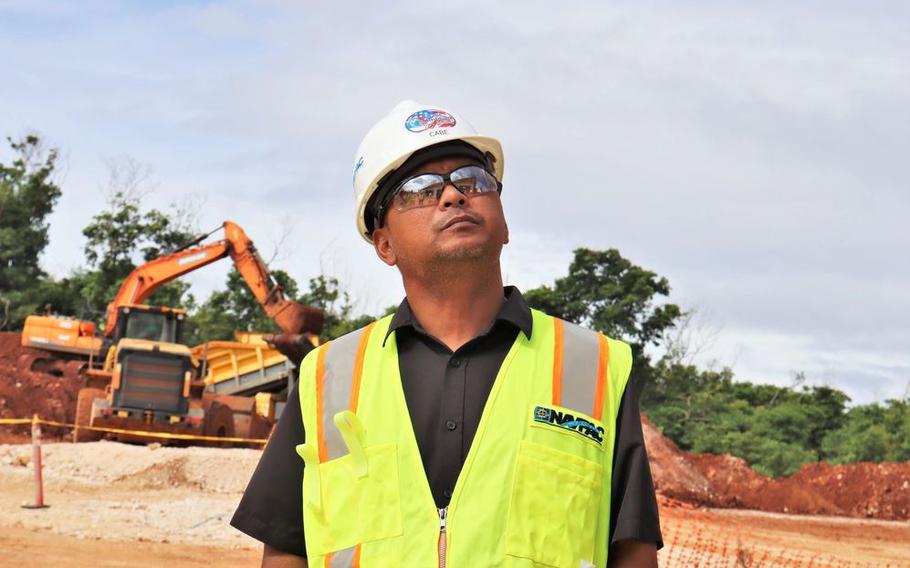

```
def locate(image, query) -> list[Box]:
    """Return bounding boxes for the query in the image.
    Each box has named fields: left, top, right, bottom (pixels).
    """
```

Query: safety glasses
left=380, top=165, right=502, bottom=220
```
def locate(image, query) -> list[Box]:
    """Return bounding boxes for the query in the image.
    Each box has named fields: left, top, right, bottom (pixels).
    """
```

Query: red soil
left=0, top=331, right=82, bottom=442
left=642, top=415, right=910, bottom=521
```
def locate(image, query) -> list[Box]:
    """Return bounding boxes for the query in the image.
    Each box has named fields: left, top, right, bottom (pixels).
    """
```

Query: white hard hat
left=352, top=100, right=504, bottom=242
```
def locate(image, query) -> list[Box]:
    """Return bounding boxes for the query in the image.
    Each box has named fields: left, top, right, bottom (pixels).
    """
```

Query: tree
left=821, top=399, right=910, bottom=464
left=69, top=158, right=197, bottom=322
left=524, top=248, right=682, bottom=394
left=298, top=275, right=385, bottom=340
left=0, top=135, right=63, bottom=328
left=184, top=268, right=299, bottom=344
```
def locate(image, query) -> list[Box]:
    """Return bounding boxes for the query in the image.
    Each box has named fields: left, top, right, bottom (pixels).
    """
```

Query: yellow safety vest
left=296, top=308, right=632, bottom=568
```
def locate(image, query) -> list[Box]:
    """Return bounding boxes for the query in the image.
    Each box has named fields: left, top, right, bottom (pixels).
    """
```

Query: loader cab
left=101, top=304, right=196, bottom=425
left=113, top=305, right=185, bottom=344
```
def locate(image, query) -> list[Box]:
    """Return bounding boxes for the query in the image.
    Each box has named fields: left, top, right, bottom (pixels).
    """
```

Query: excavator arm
left=221, top=222, right=323, bottom=337
left=104, top=221, right=324, bottom=348
left=103, top=239, right=231, bottom=335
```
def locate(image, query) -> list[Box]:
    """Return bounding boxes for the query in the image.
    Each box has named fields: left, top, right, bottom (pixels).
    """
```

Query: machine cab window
left=116, top=305, right=184, bottom=344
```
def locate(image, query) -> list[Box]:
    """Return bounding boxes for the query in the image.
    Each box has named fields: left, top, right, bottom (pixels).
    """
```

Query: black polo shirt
left=230, top=286, right=663, bottom=557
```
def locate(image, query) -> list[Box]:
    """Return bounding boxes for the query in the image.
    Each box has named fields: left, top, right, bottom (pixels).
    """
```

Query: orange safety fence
left=657, top=510, right=905, bottom=568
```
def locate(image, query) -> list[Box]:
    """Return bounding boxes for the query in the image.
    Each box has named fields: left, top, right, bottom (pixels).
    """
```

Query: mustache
left=436, top=212, right=483, bottom=231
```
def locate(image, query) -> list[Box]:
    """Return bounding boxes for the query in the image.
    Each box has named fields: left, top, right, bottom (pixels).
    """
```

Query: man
left=231, top=101, right=663, bottom=567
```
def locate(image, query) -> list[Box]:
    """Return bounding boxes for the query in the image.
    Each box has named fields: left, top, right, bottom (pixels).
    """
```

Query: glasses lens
left=389, top=166, right=500, bottom=213
left=392, top=174, right=445, bottom=210
left=450, top=166, right=499, bottom=195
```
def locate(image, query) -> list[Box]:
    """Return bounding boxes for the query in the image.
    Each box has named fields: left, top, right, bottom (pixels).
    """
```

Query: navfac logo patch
left=533, top=406, right=605, bottom=445
left=405, top=109, right=456, bottom=133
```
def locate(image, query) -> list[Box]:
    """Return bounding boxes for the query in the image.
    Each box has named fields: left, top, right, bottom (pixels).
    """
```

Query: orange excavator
left=19, top=221, right=323, bottom=444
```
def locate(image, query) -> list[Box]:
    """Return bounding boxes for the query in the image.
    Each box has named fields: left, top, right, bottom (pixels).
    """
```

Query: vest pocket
left=504, top=440, right=603, bottom=568
left=303, top=443, right=404, bottom=557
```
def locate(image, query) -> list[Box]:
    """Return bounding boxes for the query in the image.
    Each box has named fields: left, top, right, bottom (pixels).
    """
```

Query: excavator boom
left=103, top=221, right=323, bottom=339
left=103, top=240, right=230, bottom=335
left=221, top=222, right=323, bottom=337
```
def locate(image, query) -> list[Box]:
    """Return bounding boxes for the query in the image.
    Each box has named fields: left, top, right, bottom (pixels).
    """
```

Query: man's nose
left=439, top=182, right=467, bottom=209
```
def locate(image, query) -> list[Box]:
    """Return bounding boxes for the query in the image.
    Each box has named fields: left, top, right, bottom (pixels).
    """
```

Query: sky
left=1, top=1, right=907, bottom=405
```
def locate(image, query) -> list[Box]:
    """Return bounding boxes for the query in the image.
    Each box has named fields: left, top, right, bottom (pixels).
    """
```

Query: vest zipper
left=438, top=506, right=448, bottom=568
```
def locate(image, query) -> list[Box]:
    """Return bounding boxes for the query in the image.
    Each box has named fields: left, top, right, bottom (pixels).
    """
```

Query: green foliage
left=75, top=188, right=196, bottom=320
left=183, top=268, right=296, bottom=344
left=524, top=248, right=683, bottom=394
left=298, top=275, right=384, bottom=340
left=821, top=400, right=910, bottom=464
left=0, top=135, right=63, bottom=328
left=524, top=248, right=681, bottom=346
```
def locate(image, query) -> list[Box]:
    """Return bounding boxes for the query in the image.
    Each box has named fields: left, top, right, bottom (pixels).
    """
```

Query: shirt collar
left=383, top=285, right=533, bottom=346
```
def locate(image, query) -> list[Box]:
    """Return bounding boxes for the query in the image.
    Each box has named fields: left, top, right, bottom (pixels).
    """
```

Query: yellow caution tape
left=0, top=416, right=267, bottom=445
left=0, top=418, right=34, bottom=426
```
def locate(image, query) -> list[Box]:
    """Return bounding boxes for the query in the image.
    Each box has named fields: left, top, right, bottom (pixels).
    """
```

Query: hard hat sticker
left=353, top=156, right=364, bottom=182
left=405, top=109, right=456, bottom=133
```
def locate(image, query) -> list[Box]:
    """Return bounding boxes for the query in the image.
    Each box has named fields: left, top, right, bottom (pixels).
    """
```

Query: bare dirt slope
left=0, top=331, right=82, bottom=443
left=642, top=415, right=910, bottom=520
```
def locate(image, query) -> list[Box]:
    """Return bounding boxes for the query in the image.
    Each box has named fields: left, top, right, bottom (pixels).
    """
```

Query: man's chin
left=431, top=238, right=498, bottom=263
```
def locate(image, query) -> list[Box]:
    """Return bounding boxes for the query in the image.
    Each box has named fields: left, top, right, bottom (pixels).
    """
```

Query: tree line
left=1, top=135, right=907, bottom=476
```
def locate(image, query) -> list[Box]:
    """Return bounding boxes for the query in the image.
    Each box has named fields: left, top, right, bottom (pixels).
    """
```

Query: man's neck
left=401, top=262, right=505, bottom=352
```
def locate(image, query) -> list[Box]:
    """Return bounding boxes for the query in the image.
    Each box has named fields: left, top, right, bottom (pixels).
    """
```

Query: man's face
left=372, top=156, right=509, bottom=271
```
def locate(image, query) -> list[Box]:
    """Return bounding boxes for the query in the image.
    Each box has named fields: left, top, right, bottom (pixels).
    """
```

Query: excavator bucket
left=263, top=332, right=320, bottom=367
left=271, top=301, right=325, bottom=336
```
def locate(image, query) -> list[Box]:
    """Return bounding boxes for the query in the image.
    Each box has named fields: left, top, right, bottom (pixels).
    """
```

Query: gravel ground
left=0, top=441, right=263, bottom=549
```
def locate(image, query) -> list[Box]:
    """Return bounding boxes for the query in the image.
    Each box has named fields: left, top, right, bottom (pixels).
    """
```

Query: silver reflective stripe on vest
left=559, top=319, right=604, bottom=416
left=321, top=327, right=369, bottom=461
left=330, top=546, right=357, bottom=567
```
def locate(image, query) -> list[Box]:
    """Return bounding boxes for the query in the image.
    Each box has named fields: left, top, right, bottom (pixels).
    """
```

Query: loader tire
left=73, top=388, right=104, bottom=443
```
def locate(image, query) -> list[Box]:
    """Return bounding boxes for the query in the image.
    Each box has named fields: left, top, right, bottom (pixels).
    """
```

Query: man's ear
left=372, top=227, right=397, bottom=267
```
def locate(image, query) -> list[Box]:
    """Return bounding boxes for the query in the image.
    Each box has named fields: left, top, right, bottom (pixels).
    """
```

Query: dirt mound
left=692, top=454, right=910, bottom=520
left=0, top=331, right=22, bottom=365
left=0, top=331, right=84, bottom=442
left=645, top=413, right=910, bottom=521
left=789, top=461, right=910, bottom=519
left=640, top=414, right=713, bottom=504
left=687, top=453, right=844, bottom=515
left=1, top=441, right=261, bottom=494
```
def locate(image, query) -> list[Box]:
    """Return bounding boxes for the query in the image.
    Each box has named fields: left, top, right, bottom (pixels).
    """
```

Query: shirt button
left=445, top=420, right=457, bottom=431
left=449, top=358, right=461, bottom=368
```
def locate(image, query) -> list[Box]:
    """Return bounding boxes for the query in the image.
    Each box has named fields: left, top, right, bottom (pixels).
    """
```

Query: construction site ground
left=1, top=441, right=908, bottom=568
left=3, top=331, right=910, bottom=566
